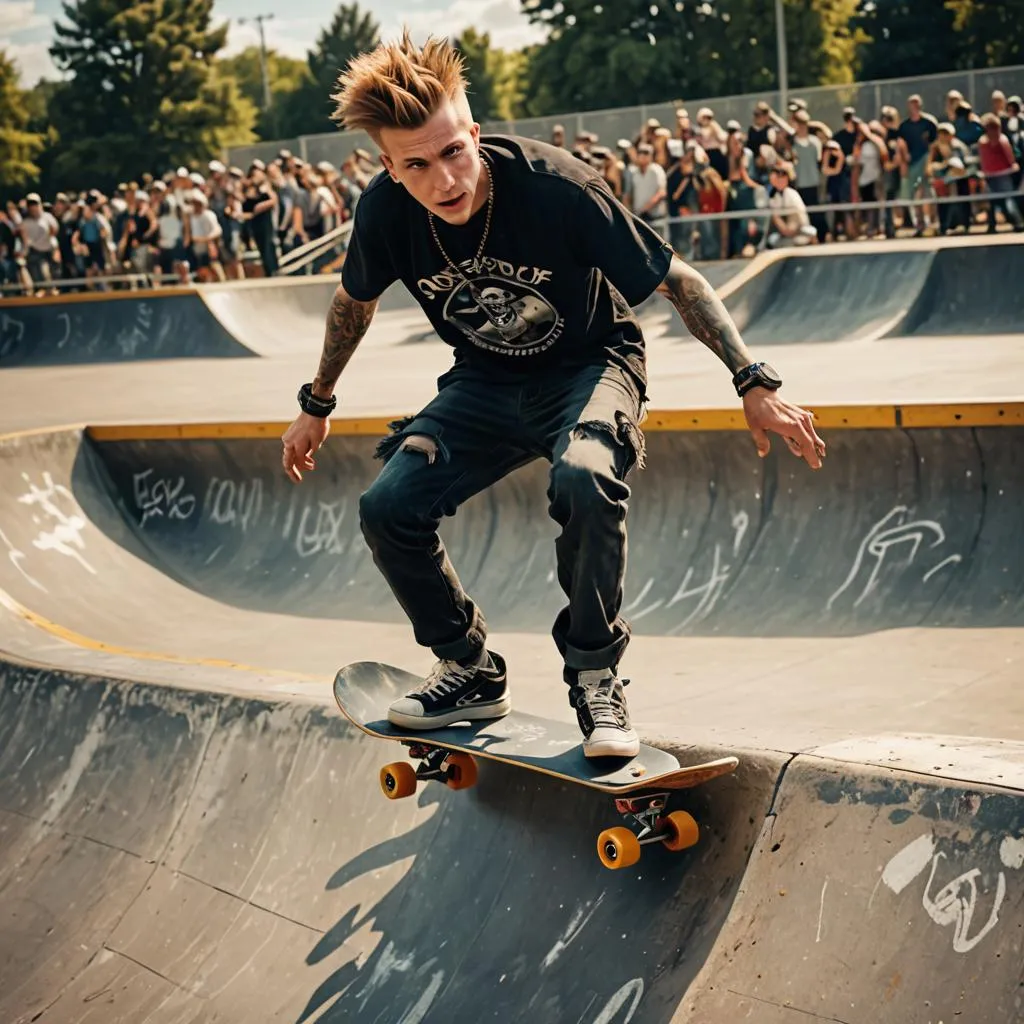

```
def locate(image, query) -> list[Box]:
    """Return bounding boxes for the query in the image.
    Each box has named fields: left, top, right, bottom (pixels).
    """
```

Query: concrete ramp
left=0, top=292, right=251, bottom=366
left=893, top=244, right=1024, bottom=337
left=721, top=250, right=935, bottom=344
left=0, top=657, right=774, bottom=1024
left=5, top=660, right=1024, bottom=1023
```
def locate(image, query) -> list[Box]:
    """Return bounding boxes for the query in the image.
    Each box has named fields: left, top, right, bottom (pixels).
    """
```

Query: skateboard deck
left=334, top=661, right=739, bottom=870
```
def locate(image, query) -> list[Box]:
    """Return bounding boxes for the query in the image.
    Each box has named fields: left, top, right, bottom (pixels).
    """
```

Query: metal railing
left=226, top=64, right=1024, bottom=170
left=2, top=190, right=1018, bottom=299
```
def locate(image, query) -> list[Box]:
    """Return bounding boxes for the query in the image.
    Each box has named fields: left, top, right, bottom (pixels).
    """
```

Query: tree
left=0, top=49, right=45, bottom=195
left=47, top=0, right=252, bottom=189
left=217, top=46, right=308, bottom=139
left=454, top=28, right=531, bottom=123
left=276, top=2, right=380, bottom=138
left=947, top=0, right=1024, bottom=69
left=854, top=0, right=960, bottom=79
left=518, top=0, right=865, bottom=116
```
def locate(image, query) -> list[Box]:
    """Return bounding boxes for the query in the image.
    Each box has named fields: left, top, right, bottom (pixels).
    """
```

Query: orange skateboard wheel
left=444, top=753, right=478, bottom=790
left=597, top=827, right=641, bottom=870
left=661, top=810, right=699, bottom=851
left=380, top=761, right=417, bottom=799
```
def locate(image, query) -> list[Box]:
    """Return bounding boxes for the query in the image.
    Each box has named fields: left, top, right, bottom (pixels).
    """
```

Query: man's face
left=552, top=128, right=564, bottom=147
left=379, top=95, right=485, bottom=226
left=992, top=94, right=1006, bottom=115
left=908, top=99, right=921, bottom=118
left=26, top=202, right=41, bottom=219
left=636, top=150, right=652, bottom=169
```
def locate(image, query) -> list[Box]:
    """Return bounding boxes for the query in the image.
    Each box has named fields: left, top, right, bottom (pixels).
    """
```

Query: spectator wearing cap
left=819, top=137, right=849, bottom=240
left=19, top=193, right=60, bottom=294
left=148, top=180, right=189, bottom=284
left=979, top=112, right=1023, bottom=232
left=116, top=182, right=158, bottom=275
left=766, top=161, right=817, bottom=248
left=747, top=101, right=792, bottom=186
left=991, top=90, right=1008, bottom=128
left=628, top=143, right=668, bottom=236
left=207, top=160, right=245, bottom=281
left=1004, top=96, right=1023, bottom=190
left=851, top=118, right=890, bottom=238
left=0, top=202, right=21, bottom=290
left=590, top=145, right=625, bottom=202
left=269, top=155, right=300, bottom=255
left=172, top=167, right=193, bottom=211
left=551, top=124, right=565, bottom=148
left=292, top=162, right=338, bottom=260
left=675, top=108, right=694, bottom=146
left=696, top=108, right=729, bottom=180
left=725, top=128, right=761, bottom=257
left=928, top=123, right=972, bottom=235
left=830, top=107, right=860, bottom=238
left=898, top=94, right=939, bottom=234
left=952, top=99, right=983, bottom=148
left=790, top=109, right=826, bottom=242
left=665, top=141, right=701, bottom=259
left=944, top=89, right=965, bottom=125
left=52, top=193, right=78, bottom=284
left=70, top=195, right=113, bottom=286
left=241, top=162, right=280, bottom=276
left=187, top=190, right=225, bottom=281
left=879, top=105, right=905, bottom=238
left=651, top=127, right=674, bottom=169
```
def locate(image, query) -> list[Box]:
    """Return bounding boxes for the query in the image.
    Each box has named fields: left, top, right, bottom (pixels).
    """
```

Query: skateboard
left=334, top=661, right=739, bottom=870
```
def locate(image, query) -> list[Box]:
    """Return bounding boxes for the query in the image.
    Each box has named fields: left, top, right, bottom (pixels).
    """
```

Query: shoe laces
left=576, top=671, right=628, bottom=728
left=415, top=658, right=477, bottom=700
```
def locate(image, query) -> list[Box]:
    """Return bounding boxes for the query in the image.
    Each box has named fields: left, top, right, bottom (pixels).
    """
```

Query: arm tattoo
left=312, top=287, right=378, bottom=397
left=656, top=256, right=752, bottom=373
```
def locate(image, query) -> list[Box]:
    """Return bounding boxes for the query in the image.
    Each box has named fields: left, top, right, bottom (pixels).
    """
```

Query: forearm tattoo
left=657, top=258, right=752, bottom=372
left=312, top=288, right=378, bottom=396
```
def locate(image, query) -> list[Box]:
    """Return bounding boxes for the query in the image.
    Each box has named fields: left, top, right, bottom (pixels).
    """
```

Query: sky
left=0, top=0, right=548, bottom=87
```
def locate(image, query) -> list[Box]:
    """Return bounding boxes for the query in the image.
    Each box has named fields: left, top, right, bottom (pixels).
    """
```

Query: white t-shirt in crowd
left=792, top=135, right=823, bottom=190
left=630, top=163, right=668, bottom=218
left=188, top=209, right=221, bottom=252
left=858, top=138, right=883, bottom=186
left=769, top=186, right=811, bottom=233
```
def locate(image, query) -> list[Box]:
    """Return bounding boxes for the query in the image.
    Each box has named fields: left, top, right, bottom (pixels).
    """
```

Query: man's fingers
left=749, top=425, right=771, bottom=458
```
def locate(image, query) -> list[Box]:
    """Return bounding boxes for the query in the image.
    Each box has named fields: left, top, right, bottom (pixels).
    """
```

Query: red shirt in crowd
left=979, top=133, right=1018, bottom=178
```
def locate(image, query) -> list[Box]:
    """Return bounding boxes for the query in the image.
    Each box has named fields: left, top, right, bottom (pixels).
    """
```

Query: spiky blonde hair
left=331, top=31, right=469, bottom=143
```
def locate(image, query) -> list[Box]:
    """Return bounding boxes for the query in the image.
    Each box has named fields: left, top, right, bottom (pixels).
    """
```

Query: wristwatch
left=297, top=382, right=337, bottom=418
left=732, top=362, right=782, bottom=398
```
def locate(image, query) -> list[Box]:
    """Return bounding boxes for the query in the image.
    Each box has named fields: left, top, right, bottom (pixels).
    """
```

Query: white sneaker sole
left=387, top=694, right=512, bottom=730
left=583, top=729, right=641, bottom=759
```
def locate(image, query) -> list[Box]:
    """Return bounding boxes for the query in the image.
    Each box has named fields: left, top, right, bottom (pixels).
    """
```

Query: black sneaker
left=566, top=668, right=640, bottom=759
left=387, top=651, right=510, bottom=729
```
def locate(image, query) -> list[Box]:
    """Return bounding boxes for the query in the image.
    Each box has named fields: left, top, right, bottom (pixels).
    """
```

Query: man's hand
left=281, top=413, right=330, bottom=483
left=743, top=388, right=826, bottom=470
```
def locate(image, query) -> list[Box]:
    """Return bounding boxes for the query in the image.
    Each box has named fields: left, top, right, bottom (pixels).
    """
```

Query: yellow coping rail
left=82, top=402, right=1024, bottom=442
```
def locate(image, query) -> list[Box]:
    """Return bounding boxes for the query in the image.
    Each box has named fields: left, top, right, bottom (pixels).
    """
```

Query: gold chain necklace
left=427, top=151, right=494, bottom=284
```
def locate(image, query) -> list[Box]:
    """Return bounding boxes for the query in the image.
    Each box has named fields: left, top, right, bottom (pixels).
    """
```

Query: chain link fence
left=226, top=64, right=1024, bottom=169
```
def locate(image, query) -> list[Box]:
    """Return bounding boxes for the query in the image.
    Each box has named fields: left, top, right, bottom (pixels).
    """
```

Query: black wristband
left=298, top=383, right=337, bottom=418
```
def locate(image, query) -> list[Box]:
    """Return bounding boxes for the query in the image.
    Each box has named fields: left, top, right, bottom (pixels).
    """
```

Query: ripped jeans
left=359, top=362, right=646, bottom=672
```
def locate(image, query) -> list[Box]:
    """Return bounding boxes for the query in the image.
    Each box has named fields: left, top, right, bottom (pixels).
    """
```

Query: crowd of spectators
left=0, top=148, right=380, bottom=296
left=560, top=86, right=1023, bottom=258
left=3, top=83, right=1022, bottom=294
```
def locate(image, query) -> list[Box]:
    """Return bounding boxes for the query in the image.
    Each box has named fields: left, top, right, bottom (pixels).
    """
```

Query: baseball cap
left=25, top=192, right=41, bottom=204
left=842, top=106, right=856, bottom=118
left=208, top=159, right=226, bottom=173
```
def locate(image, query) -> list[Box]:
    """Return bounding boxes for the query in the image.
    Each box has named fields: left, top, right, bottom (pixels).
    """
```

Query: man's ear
left=380, top=153, right=398, bottom=183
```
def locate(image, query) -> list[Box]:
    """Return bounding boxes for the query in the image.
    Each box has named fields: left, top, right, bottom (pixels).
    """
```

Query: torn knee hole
left=572, top=415, right=647, bottom=473
left=400, top=434, right=438, bottom=464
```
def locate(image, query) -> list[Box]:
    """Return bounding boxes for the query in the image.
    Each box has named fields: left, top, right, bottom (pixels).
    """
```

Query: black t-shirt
left=665, top=166, right=697, bottom=212
left=242, top=185, right=275, bottom=234
left=833, top=126, right=857, bottom=160
left=899, top=115, right=939, bottom=163
left=341, top=134, right=673, bottom=392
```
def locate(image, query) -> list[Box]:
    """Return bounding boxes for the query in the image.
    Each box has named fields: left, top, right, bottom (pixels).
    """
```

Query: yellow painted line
left=0, top=586, right=327, bottom=683
left=0, top=286, right=196, bottom=308
left=898, top=403, right=1024, bottom=428
left=79, top=402, right=1024, bottom=441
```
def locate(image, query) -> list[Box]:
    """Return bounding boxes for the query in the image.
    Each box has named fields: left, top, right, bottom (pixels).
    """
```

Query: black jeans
left=359, top=362, right=646, bottom=671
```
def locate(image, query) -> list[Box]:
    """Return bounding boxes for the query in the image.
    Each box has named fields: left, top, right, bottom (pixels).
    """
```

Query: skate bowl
left=1, top=406, right=1024, bottom=1022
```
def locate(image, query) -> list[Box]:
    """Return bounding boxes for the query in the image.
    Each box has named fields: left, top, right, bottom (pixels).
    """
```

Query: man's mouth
left=438, top=193, right=467, bottom=210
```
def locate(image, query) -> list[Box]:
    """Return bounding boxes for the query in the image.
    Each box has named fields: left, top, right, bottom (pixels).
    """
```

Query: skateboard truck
left=379, top=741, right=479, bottom=799
left=595, top=793, right=699, bottom=870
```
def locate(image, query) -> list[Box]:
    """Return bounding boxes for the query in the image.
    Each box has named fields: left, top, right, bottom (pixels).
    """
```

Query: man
left=19, top=193, right=60, bottom=294
left=280, top=34, right=825, bottom=759
left=628, top=143, right=668, bottom=232
left=766, top=162, right=818, bottom=248
left=898, top=94, right=938, bottom=234
left=790, top=110, right=825, bottom=242
left=979, top=113, right=1023, bottom=232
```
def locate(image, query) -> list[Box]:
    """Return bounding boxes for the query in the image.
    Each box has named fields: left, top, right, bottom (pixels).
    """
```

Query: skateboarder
left=281, top=33, right=826, bottom=758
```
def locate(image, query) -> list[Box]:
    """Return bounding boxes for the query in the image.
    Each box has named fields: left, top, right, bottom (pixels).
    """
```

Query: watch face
left=759, top=362, right=782, bottom=386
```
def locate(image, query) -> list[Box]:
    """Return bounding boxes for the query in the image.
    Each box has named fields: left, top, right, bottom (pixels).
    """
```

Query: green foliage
left=0, top=49, right=46, bottom=194
left=454, top=27, right=530, bottom=122
left=217, top=46, right=309, bottom=139
left=276, top=2, right=380, bottom=138
left=517, top=0, right=868, bottom=114
left=854, top=0, right=960, bottom=78
left=946, top=0, right=1024, bottom=69
left=47, top=0, right=249, bottom=188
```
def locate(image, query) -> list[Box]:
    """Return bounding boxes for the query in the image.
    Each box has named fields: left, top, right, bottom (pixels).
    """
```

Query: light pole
left=775, top=0, right=789, bottom=113
left=239, top=13, right=275, bottom=114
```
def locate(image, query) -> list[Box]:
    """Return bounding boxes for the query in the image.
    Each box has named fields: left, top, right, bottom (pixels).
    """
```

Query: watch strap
left=298, top=383, right=337, bottom=418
